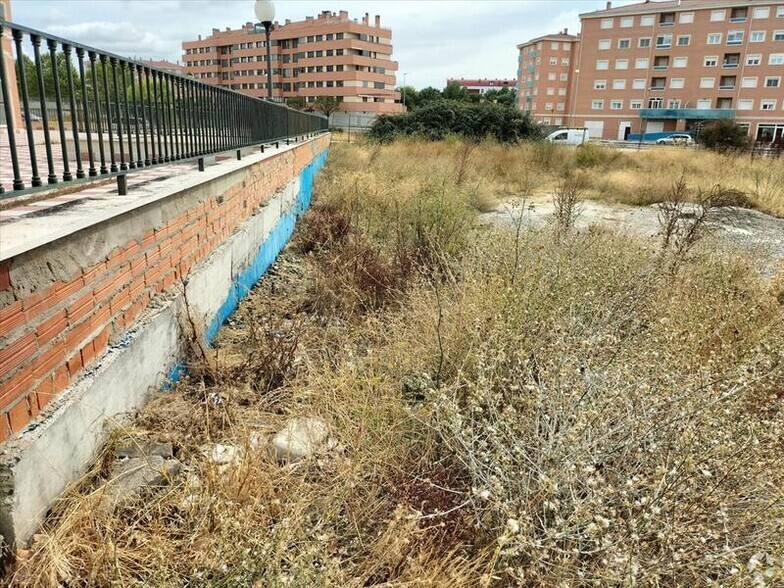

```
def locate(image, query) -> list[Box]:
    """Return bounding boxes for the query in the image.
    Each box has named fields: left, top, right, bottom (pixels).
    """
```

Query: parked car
left=545, top=128, right=590, bottom=146
left=656, top=133, right=695, bottom=146
left=21, top=112, right=42, bottom=122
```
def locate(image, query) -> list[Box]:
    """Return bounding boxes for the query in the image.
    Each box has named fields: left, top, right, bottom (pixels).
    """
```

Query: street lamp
left=402, top=72, right=408, bottom=108
left=254, top=0, right=275, bottom=100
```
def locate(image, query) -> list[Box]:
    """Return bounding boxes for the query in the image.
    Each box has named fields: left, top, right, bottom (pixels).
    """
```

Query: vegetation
left=369, top=102, right=541, bottom=144
left=9, top=140, right=784, bottom=587
left=312, top=96, right=341, bottom=118
left=698, top=120, right=752, bottom=153
left=400, top=81, right=517, bottom=110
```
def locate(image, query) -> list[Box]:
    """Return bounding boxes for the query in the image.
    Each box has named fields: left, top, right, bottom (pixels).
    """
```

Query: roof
left=517, top=33, right=578, bottom=49
left=580, top=0, right=777, bottom=19
left=447, top=78, right=516, bottom=87
left=142, top=59, right=183, bottom=72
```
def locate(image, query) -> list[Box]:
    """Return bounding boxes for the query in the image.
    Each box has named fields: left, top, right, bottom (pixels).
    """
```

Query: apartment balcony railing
left=0, top=20, right=328, bottom=199
left=639, top=108, right=736, bottom=120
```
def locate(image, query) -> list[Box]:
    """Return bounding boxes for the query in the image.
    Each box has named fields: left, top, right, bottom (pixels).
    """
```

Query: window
left=635, top=58, right=649, bottom=69
left=770, top=53, right=784, bottom=65
left=670, top=56, right=686, bottom=68
left=630, top=100, right=643, bottom=110
left=619, top=38, right=631, bottom=49
left=719, top=75, right=736, bottom=89
left=599, top=39, right=611, bottom=50
left=640, top=15, right=654, bottom=26
left=667, top=99, right=681, bottom=109
left=779, top=6, right=784, bottom=18
left=557, top=103, right=565, bottom=111
left=751, top=31, right=766, bottom=42
left=601, top=18, right=614, bottom=29
left=657, top=34, right=672, bottom=48
left=561, top=58, right=570, bottom=66
left=761, top=99, right=777, bottom=110
left=548, top=72, right=556, bottom=80
left=551, top=41, right=560, bottom=50
left=708, top=33, right=722, bottom=45
left=766, top=76, right=781, bottom=87
left=738, top=99, right=754, bottom=110
left=610, top=100, right=623, bottom=110
left=775, top=31, right=784, bottom=41
left=648, top=97, right=663, bottom=108
left=711, top=10, right=726, bottom=22
left=545, top=102, right=553, bottom=111
left=632, top=78, right=646, bottom=89
left=592, top=100, right=604, bottom=109
left=550, top=57, right=557, bottom=65
left=753, top=7, right=770, bottom=19
left=670, top=78, right=685, bottom=89
left=651, top=76, right=666, bottom=90
left=558, top=87, right=567, bottom=95
left=742, top=77, right=758, bottom=88
left=621, top=17, right=634, bottom=28
left=727, top=30, right=744, bottom=45
left=596, top=60, right=610, bottom=70
left=679, top=12, right=695, bottom=24
left=697, top=99, right=712, bottom=109
left=700, top=77, right=716, bottom=88
left=594, top=79, right=607, bottom=90
left=616, top=59, right=629, bottom=70
left=677, top=35, right=691, bottom=46
left=704, top=56, right=718, bottom=67
left=639, top=37, right=651, bottom=48
left=613, top=79, right=627, bottom=90
left=747, top=54, right=762, bottom=66
left=547, top=87, right=555, bottom=96
left=560, top=73, right=569, bottom=81
left=660, top=12, right=676, bottom=26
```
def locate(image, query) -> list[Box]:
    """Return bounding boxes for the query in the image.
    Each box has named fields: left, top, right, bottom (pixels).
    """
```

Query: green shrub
left=698, top=120, right=751, bottom=153
left=368, top=102, right=542, bottom=144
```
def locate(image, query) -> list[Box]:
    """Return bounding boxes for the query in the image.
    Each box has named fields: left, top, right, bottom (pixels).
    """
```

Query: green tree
left=417, top=86, right=442, bottom=107
left=482, top=87, right=517, bottom=107
left=19, top=53, right=80, bottom=100
left=697, top=120, right=750, bottom=153
left=398, top=85, right=418, bottom=110
left=313, top=95, right=341, bottom=118
left=286, top=96, right=306, bottom=110
left=442, top=81, right=469, bottom=102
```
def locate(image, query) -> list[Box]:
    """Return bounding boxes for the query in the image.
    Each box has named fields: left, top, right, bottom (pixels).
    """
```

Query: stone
left=114, top=439, right=174, bottom=460
left=269, top=417, right=330, bottom=463
left=102, top=455, right=182, bottom=509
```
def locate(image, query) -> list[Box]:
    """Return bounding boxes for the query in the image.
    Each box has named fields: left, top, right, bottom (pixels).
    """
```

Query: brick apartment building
left=518, top=0, right=784, bottom=143
left=181, top=10, right=403, bottom=118
left=446, top=78, right=517, bottom=95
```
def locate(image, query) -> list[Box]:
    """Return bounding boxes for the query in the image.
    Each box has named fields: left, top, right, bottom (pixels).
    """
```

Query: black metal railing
left=0, top=20, right=328, bottom=198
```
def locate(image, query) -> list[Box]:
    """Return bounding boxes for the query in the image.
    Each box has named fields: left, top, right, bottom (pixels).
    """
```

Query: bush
left=368, top=101, right=542, bottom=144
left=698, top=120, right=751, bottom=153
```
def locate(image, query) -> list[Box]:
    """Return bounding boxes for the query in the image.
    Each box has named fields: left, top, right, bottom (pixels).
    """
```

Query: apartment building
left=181, top=10, right=402, bottom=116
left=517, top=31, right=579, bottom=125
left=446, top=78, right=517, bottom=95
left=518, top=0, right=784, bottom=143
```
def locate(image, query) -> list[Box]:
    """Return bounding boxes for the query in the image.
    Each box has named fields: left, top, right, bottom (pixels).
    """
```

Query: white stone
left=268, top=417, right=330, bottom=463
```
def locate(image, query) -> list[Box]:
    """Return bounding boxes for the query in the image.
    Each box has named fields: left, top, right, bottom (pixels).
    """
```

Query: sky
left=10, top=0, right=637, bottom=89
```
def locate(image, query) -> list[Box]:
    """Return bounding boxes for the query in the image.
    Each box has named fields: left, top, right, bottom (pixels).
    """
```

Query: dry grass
left=9, top=140, right=784, bottom=587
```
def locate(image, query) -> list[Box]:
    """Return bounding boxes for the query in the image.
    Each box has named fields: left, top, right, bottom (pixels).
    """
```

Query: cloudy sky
left=10, top=0, right=635, bottom=88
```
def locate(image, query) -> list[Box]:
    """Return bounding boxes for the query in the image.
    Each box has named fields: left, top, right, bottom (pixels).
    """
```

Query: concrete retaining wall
left=0, top=135, right=329, bottom=547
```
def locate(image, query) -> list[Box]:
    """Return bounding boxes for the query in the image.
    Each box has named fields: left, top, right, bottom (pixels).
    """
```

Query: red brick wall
left=0, top=137, right=329, bottom=441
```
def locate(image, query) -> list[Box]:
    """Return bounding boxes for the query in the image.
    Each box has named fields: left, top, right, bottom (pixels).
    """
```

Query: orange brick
left=53, top=277, right=85, bottom=305
left=31, top=340, right=66, bottom=380
left=35, top=376, right=55, bottom=410
left=0, top=363, right=34, bottom=407
left=0, top=414, right=10, bottom=443
left=53, top=365, right=69, bottom=393
left=144, top=266, right=162, bottom=289
left=0, top=331, right=37, bottom=376
left=66, top=320, right=95, bottom=351
left=37, top=309, right=68, bottom=344
left=130, top=256, right=147, bottom=278
left=141, top=230, right=156, bottom=249
left=82, top=261, right=107, bottom=285
left=7, top=399, right=30, bottom=433
left=145, top=247, right=161, bottom=266
left=122, top=241, right=141, bottom=262
left=80, top=340, right=96, bottom=367
left=128, top=275, right=146, bottom=301
left=27, top=392, right=40, bottom=419
left=93, top=326, right=111, bottom=357
left=110, top=288, right=131, bottom=314
left=66, top=353, right=83, bottom=378
left=106, top=246, right=126, bottom=270
left=0, top=300, right=25, bottom=334
left=89, top=305, right=112, bottom=332
left=67, top=292, right=94, bottom=326
left=0, top=263, right=10, bottom=291
left=93, top=271, right=127, bottom=304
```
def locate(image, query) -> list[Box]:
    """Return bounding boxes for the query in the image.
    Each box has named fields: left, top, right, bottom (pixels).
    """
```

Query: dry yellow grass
left=9, top=140, right=784, bottom=587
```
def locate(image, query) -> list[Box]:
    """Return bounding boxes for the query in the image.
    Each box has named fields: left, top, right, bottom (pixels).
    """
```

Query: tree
left=442, top=81, right=469, bottom=102
left=286, top=96, right=306, bottom=111
left=417, top=86, right=442, bottom=107
left=697, top=120, right=750, bottom=153
left=313, top=95, right=341, bottom=118
left=398, top=85, right=418, bottom=110
left=19, top=53, right=80, bottom=100
left=482, top=87, right=517, bottom=108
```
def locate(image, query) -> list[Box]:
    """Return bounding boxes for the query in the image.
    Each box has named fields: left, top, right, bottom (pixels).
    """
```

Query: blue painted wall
left=167, top=147, right=328, bottom=384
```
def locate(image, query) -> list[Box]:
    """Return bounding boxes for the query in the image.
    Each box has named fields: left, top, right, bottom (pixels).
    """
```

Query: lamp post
left=254, top=0, right=275, bottom=100
left=402, top=72, right=408, bottom=108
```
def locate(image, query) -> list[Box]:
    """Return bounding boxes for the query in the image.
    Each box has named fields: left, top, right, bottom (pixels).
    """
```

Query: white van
left=545, top=128, right=590, bottom=146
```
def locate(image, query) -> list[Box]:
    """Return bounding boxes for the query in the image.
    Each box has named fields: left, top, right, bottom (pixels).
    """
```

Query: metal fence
left=0, top=20, right=328, bottom=198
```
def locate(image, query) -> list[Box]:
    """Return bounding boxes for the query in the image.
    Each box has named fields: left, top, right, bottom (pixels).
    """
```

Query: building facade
left=518, top=0, right=784, bottom=143
left=181, top=10, right=402, bottom=116
left=517, top=31, right=579, bottom=126
left=446, top=78, right=517, bottom=95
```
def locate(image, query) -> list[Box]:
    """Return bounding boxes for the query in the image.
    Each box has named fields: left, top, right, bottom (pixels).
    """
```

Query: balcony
left=639, top=108, right=735, bottom=120
left=718, top=85, right=736, bottom=90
